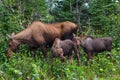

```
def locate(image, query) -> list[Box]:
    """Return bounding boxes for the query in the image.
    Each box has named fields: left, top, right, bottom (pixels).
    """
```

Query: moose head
left=6, top=32, right=20, bottom=58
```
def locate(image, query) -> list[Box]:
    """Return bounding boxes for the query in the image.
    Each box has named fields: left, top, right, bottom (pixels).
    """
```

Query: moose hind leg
left=106, top=49, right=112, bottom=61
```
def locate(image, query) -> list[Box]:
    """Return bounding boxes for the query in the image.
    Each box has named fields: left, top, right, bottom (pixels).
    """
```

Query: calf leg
left=73, top=45, right=80, bottom=66
left=67, top=52, right=73, bottom=65
left=110, top=50, right=112, bottom=61
left=68, top=52, right=72, bottom=60
left=87, top=53, right=93, bottom=63
left=91, top=53, right=94, bottom=58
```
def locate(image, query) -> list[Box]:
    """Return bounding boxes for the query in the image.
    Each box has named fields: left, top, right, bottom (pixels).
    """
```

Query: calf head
left=72, top=33, right=82, bottom=47
left=52, top=47, right=66, bottom=61
left=78, top=33, right=91, bottom=45
left=72, top=33, right=92, bottom=47
left=52, top=38, right=66, bottom=61
left=72, top=37, right=81, bottom=47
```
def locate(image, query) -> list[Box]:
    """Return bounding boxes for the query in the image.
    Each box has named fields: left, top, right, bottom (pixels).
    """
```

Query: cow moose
left=73, top=34, right=113, bottom=61
left=6, top=21, right=78, bottom=58
left=51, top=38, right=80, bottom=65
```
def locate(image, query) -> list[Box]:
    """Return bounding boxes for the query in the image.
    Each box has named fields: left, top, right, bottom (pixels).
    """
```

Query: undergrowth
left=0, top=49, right=120, bottom=80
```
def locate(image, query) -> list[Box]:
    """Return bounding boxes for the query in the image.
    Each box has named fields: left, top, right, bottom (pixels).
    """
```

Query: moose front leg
left=41, top=45, right=48, bottom=58
left=30, top=50, right=36, bottom=58
left=29, top=47, right=37, bottom=58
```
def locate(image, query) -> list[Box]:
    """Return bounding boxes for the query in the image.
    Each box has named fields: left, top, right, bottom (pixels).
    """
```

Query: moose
left=74, top=34, right=113, bottom=61
left=51, top=38, right=80, bottom=65
left=6, top=21, right=78, bottom=58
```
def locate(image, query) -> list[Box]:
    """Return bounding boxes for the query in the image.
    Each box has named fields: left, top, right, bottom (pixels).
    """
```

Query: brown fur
left=6, top=21, right=78, bottom=58
left=51, top=38, right=80, bottom=65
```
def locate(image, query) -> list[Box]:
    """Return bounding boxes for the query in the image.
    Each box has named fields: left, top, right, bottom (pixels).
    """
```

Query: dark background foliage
left=0, top=0, right=120, bottom=79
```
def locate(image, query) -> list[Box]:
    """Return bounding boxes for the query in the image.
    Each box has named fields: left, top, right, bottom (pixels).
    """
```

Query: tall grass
left=0, top=48, right=120, bottom=80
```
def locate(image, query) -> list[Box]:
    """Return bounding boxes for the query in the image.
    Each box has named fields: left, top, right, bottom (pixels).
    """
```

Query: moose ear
left=7, top=32, right=15, bottom=39
left=11, top=32, right=15, bottom=36
left=11, top=32, right=15, bottom=38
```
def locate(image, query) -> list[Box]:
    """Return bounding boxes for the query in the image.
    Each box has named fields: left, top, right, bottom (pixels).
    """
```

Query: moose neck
left=13, top=28, right=32, bottom=44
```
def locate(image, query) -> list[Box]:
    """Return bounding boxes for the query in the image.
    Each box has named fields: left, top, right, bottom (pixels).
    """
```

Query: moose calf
left=79, top=35, right=113, bottom=61
left=51, top=38, right=80, bottom=65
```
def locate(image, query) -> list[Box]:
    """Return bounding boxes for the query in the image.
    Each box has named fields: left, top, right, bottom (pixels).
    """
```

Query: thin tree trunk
left=70, top=0, right=72, bottom=12
left=76, top=0, right=82, bottom=33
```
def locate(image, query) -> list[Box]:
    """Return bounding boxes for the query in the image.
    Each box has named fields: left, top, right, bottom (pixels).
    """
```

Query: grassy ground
left=0, top=48, right=120, bottom=80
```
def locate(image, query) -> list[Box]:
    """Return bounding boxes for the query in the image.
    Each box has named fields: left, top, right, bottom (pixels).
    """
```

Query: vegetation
left=0, top=0, right=120, bottom=79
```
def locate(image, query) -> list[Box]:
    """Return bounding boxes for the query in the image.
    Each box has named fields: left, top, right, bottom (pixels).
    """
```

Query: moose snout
left=6, top=48, right=12, bottom=59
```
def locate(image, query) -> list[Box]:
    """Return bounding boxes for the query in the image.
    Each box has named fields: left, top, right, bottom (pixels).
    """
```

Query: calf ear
left=73, top=33, right=76, bottom=37
left=81, top=33, right=86, bottom=37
